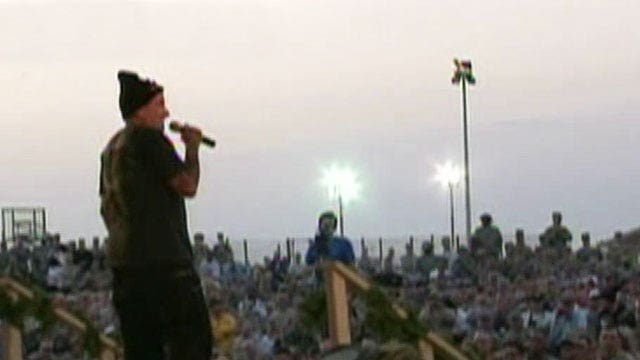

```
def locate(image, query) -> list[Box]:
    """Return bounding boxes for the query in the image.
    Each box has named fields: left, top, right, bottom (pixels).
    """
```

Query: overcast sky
left=1, top=0, right=639, bottom=248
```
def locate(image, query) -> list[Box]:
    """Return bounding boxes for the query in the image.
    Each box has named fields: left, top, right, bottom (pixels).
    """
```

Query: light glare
left=321, top=165, right=361, bottom=204
left=434, top=161, right=462, bottom=188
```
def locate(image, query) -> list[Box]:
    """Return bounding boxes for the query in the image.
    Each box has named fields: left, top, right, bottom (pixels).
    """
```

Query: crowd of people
left=1, top=210, right=640, bottom=359
left=372, top=212, right=640, bottom=360
left=0, top=233, right=115, bottom=359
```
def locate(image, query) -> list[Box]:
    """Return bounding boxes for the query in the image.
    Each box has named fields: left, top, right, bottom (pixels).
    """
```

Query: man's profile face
left=135, top=93, right=169, bottom=129
left=319, top=217, right=336, bottom=236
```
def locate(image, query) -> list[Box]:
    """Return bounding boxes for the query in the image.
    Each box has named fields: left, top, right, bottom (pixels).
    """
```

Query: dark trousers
left=112, top=266, right=212, bottom=360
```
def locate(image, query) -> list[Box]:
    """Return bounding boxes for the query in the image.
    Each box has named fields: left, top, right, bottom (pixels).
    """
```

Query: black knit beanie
left=117, top=70, right=164, bottom=119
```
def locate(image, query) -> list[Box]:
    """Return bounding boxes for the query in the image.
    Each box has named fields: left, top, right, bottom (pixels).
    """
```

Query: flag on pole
left=452, top=58, right=476, bottom=85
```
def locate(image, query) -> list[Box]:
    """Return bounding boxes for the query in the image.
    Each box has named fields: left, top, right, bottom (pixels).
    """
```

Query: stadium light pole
left=321, top=165, right=361, bottom=237
left=435, top=162, right=462, bottom=246
left=452, top=58, right=476, bottom=243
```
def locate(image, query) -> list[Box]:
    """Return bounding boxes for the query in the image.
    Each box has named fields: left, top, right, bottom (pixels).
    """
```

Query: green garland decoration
left=30, top=287, right=56, bottom=332
left=298, top=284, right=428, bottom=346
left=0, top=285, right=108, bottom=358
left=0, top=289, right=29, bottom=332
left=361, top=287, right=428, bottom=344
left=72, top=311, right=102, bottom=358
left=299, top=288, right=328, bottom=334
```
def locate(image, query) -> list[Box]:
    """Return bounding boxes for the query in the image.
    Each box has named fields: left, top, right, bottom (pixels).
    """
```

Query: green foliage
left=72, top=311, right=102, bottom=358
left=0, top=285, right=111, bottom=358
left=0, top=289, right=29, bottom=332
left=299, top=288, right=328, bottom=335
left=30, top=287, right=56, bottom=332
left=361, top=287, right=428, bottom=344
left=298, top=285, right=428, bottom=346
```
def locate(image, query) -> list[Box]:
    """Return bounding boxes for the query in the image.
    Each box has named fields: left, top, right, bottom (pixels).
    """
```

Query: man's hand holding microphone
left=169, top=121, right=216, bottom=148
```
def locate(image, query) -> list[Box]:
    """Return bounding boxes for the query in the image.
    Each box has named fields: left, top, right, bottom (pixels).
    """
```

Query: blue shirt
left=305, top=236, right=355, bottom=265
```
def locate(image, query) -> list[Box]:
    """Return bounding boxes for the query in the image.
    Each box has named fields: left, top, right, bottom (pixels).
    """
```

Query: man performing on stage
left=100, top=70, right=212, bottom=359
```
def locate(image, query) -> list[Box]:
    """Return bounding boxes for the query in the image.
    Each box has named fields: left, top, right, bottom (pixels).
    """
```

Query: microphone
left=168, top=121, right=216, bottom=148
